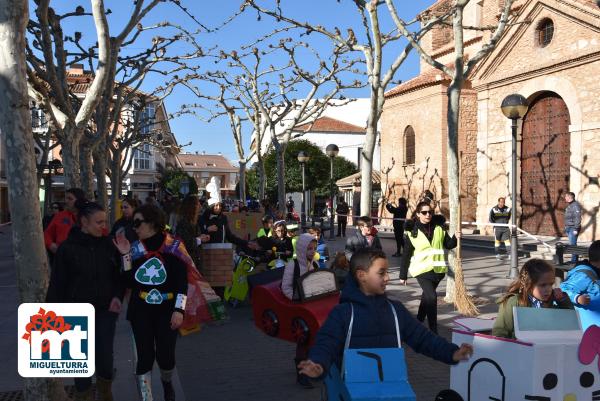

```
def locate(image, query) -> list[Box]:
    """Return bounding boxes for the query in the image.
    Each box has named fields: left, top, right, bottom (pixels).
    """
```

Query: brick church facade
left=381, top=0, right=600, bottom=241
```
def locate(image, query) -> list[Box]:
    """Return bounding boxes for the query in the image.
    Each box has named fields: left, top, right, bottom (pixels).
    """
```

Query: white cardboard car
left=444, top=308, right=600, bottom=401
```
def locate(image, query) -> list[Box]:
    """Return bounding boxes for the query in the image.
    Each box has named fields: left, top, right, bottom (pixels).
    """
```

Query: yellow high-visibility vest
left=407, top=226, right=449, bottom=277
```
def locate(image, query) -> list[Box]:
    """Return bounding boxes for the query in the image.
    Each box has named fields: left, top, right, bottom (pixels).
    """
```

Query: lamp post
left=326, top=144, right=339, bottom=240
left=297, top=151, right=310, bottom=231
left=501, top=93, right=529, bottom=279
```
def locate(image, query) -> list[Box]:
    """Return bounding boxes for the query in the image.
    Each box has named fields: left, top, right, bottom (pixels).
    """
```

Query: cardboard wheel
left=291, top=317, right=310, bottom=345
left=261, top=309, right=279, bottom=337
left=435, top=389, right=464, bottom=401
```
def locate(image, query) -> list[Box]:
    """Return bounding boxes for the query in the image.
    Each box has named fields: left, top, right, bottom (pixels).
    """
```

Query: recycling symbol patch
left=135, top=257, right=167, bottom=285
left=144, top=289, right=164, bottom=304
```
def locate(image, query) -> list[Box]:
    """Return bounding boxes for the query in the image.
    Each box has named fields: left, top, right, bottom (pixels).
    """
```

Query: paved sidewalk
left=2, top=225, right=515, bottom=400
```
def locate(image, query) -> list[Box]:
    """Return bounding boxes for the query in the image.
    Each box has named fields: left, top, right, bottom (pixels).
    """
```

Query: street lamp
left=326, top=144, right=339, bottom=240
left=501, top=93, right=529, bottom=279
left=297, top=151, right=310, bottom=231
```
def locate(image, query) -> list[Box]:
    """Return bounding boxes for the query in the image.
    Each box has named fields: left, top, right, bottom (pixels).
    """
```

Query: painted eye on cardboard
left=580, top=371, right=594, bottom=388
left=542, top=373, right=558, bottom=390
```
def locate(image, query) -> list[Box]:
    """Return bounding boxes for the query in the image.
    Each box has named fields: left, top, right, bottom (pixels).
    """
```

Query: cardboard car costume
left=445, top=309, right=600, bottom=401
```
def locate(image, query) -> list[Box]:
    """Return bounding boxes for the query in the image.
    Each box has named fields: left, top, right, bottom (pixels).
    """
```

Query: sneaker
left=495, top=254, right=501, bottom=260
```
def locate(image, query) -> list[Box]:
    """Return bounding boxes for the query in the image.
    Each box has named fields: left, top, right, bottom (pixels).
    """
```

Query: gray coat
left=564, top=201, right=582, bottom=229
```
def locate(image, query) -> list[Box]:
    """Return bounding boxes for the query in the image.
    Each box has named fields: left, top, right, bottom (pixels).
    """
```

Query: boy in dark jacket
left=344, top=216, right=382, bottom=261
left=298, top=249, right=473, bottom=379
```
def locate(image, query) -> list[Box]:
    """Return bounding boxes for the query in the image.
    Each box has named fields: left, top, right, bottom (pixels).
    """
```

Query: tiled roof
left=336, top=170, right=381, bottom=187
left=293, top=116, right=365, bottom=134
left=384, top=69, right=450, bottom=99
left=177, top=153, right=238, bottom=172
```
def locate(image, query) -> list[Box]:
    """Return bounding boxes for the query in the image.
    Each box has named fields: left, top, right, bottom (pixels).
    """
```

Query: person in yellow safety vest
left=287, top=223, right=299, bottom=258
left=399, top=201, right=460, bottom=334
left=256, top=215, right=274, bottom=250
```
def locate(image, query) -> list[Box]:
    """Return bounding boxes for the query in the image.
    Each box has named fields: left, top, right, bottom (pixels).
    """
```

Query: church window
left=536, top=18, right=554, bottom=47
left=404, top=126, right=415, bottom=165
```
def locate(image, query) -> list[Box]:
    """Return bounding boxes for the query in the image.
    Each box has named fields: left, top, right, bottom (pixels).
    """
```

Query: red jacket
left=44, top=210, right=76, bottom=250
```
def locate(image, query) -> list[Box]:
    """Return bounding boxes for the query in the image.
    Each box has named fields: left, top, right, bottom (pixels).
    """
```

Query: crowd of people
left=40, top=186, right=597, bottom=399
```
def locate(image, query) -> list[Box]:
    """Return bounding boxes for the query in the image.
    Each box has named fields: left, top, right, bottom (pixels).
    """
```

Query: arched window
left=536, top=18, right=554, bottom=47
left=404, top=126, right=415, bottom=165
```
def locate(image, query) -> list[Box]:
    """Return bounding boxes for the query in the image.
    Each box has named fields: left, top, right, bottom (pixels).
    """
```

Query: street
left=1, top=225, right=511, bottom=401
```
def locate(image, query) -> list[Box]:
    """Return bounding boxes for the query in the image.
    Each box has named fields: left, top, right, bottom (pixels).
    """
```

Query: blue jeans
left=566, top=227, right=580, bottom=263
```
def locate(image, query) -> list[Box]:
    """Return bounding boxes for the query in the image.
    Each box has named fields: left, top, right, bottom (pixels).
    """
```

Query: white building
left=250, top=98, right=381, bottom=170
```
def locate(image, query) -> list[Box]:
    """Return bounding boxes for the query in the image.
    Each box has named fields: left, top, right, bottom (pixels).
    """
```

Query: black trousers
left=130, top=304, right=178, bottom=375
left=415, top=270, right=446, bottom=334
left=393, top=225, right=404, bottom=254
left=337, top=217, right=347, bottom=237
left=74, top=310, right=118, bottom=391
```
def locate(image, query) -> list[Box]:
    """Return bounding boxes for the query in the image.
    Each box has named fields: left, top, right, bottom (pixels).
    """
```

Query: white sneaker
left=495, top=254, right=501, bottom=260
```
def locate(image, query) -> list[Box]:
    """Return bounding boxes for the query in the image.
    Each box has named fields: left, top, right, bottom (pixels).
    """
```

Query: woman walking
left=114, top=204, right=188, bottom=401
left=399, top=201, right=459, bottom=334
left=46, top=200, right=123, bottom=401
left=110, top=197, right=140, bottom=242
left=175, top=194, right=209, bottom=269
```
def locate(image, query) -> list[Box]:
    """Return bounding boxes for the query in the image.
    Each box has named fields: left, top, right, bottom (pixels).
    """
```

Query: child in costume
left=298, top=249, right=473, bottom=382
left=493, top=258, right=573, bottom=339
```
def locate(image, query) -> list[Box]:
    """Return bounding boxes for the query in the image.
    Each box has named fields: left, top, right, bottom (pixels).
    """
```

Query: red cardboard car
left=252, top=280, right=340, bottom=346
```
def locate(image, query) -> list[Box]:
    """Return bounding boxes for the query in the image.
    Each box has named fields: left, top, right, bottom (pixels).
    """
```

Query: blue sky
left=36, top=1, right=436, bottom=162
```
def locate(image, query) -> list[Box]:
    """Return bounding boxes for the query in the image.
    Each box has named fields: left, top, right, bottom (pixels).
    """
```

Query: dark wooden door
left=520, top=92, right=571, bottom=236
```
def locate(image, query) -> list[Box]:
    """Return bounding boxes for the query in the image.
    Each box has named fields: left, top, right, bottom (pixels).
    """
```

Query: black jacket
left=344, top=231, right=383, bottom=261
left=564, top=201, right=582, bottom=229
left=400, top=215, right=457, bottom=280
left=336, top=202, right=349, bottom=220
left=385, top=203, right=408, bottom=229
left=47, top=227, right=124, bottom=310
left=198, top=210, right=247, bottom=249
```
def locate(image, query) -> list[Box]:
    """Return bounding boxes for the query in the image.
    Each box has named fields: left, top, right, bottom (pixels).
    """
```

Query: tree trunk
left=60, top=127, right=82, bottom=189
left=93, top=143, right=108, bottom=210
left=257, top=158, right=266, bottom=201
left=275, top=143, right=286, bottom=214
left=109, top=152, right=122, bottom=225
left=360, top=89, right=383, bottom=217
left=444, top=80, right=462, bottom=303
left=0, top=1, right=52, bottom=399
left=80, top=145, right=94, bottom=199
left=239, top=160, right=246, bottom=203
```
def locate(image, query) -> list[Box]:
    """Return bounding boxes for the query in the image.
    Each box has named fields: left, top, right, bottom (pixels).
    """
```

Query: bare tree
left=0, top=1, right=55, bottom=399
left=25, top=0, right=171, bottom=189
left=385, top=0, right=516, bottom=303
left=244, top=0, right=446, bottom=216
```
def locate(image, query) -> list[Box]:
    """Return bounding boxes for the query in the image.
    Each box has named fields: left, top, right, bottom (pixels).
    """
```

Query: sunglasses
left=419, top=210, right=433, bottom=215
left=133, top=219, right=146, bottom=228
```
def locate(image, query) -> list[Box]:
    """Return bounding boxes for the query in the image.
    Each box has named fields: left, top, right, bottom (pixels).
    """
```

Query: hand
left=452, top=343, right=473, bottom=362
left=170, top=311, right=184, bottom=330
left=207, top=225, right=218, bottom=233
left=49, top=243, right=58, bottom=253
left=398, top=279, right=407, bottom=286
left=577, top=294, right=591, bottom=305
left=112, top=233, right=130, bottom=255
left=297, top=360, right=324, bottom=378
left=454, top=231, right=462, bottom=239
left=108, top=297, right=122, bottom=314
left=573, top=231, right=578, bottom=235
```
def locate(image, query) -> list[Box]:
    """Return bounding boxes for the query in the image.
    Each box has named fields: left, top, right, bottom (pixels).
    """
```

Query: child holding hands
left=298, top=249, right=473, bottom=380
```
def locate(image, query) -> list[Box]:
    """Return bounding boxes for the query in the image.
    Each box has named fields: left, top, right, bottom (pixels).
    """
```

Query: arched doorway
left=520, top=92, right=571, bottom=236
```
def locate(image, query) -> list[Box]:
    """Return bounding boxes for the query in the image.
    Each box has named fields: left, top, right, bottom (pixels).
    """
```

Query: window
left=404, top=126, right=415, bottom=165
left=31, top=107, right=47, bottom=129
left=134, top=143, right=152, bottom=170
left=140, top=104, right=156, bottom=135
left=537, top=18, right=554, bottom=47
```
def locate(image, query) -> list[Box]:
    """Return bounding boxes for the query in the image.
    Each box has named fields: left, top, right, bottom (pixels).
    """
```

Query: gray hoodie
left=281, top=233, right=317, bottom=300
